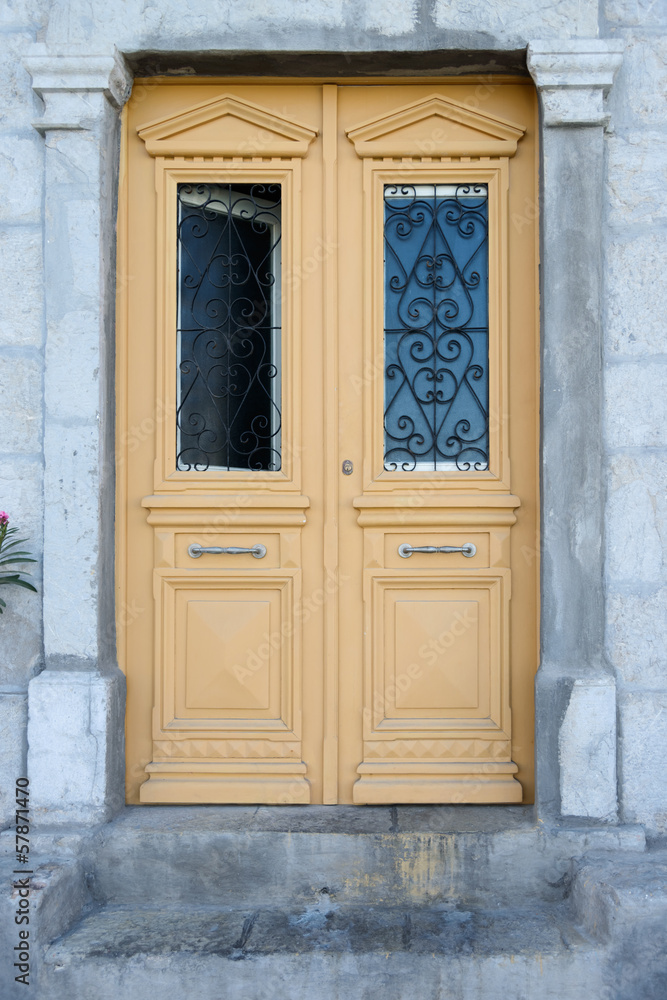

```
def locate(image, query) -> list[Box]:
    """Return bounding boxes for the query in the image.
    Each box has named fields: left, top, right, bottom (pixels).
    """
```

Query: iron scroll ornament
left=176, top=183, right=282, bottom=473
left=383, top=184, right=489, bottom=473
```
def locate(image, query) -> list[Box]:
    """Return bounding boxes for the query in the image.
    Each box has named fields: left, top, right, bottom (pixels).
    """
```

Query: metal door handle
left=398, top=542, right=476, bottom=559
left=188, top=543, right=267, bottom=559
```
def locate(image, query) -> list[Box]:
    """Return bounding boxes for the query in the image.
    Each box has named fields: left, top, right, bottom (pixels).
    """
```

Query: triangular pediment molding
left=137, top=94, right=319, bottom=158
left=346, top=94, right=526, bottom=159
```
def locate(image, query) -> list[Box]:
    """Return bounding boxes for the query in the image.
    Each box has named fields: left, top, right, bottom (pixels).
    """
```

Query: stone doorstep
left=2, top=829, right=666, bottom=1000
left=77, top=808, right=645, bottom=910
left=571, top=850, right=667, bottom=943
left=41, top=900, right=607, bottom=1000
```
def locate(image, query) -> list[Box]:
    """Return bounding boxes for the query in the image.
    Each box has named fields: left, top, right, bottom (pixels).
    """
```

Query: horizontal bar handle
left=188, top=543, right=267, bottom=560
left=398, top=542, right=476, bottom=559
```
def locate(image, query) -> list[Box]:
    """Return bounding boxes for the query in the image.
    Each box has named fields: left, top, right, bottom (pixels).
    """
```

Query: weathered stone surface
left=0, top=856, right=90, bottom=999
left=435, top=0, right=599, bottom=41
left=607, top=587, right=667, bottom=687
left=605, top=0, right=667, bottom=27
left=40, top=901, right=607, bottom=1000
left=0, top=135, right=43, bottom=223
left=89, top=807, right=645, bottom=909
left=606, top=130, right=667, bottom=227
left=0, top=693, right=27, bottom=828
left=619, top=690, right=667, bottom=835
left=605, top=361, right=667, bottom=449
left=0, top=225, right=43, bottom=347
left=608, top=33, right=667, bottom=126
left=362, top=0, right=418, bottom=35
left=27, top=666, right=126, bottom=824
left=45, top=311, right=100, bottom=421
left=606, top=452, right=666, bottom=585
left=0, top=32, right=38, bottom=132
left=559, top=677, right=618, bottom=821
left=527, top=40, right=624, bottom=126
left=606, top=230, right=667, bottom=357
left=227, top=0, right=345, bottom=30
left=42, top=0, right=597, bottom=49
left=0, top=352, right=42, bottom=453
left=42, top=425, right=99, bottom=658
left=0, top=0, right=45, bottom=29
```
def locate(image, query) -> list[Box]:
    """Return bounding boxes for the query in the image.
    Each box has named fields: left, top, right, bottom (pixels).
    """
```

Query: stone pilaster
left=527, top=40, right=623, bottom=822
left=22, top=47, right=132, bottom=824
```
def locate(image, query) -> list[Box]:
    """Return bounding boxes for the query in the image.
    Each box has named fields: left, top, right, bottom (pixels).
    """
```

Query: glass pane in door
left=176, top=183, right=282, bottom=472
left=383, top=183, right=489, bottom=472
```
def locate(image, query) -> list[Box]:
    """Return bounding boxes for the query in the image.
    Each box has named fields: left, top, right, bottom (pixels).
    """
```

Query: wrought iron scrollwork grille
left=383, top=183, right=489, bottom=472
left=176, top=183, right=282, bottom=473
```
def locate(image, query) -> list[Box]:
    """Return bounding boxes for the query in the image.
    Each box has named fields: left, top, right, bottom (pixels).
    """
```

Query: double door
left=118, top=80, right=539, bottom=804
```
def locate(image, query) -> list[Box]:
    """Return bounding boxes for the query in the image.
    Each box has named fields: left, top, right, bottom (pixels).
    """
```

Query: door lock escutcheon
left=342, top=459, right=354, bottom=475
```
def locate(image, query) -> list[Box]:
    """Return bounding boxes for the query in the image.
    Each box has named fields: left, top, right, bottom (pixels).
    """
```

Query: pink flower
left=0, top=512, right=8, bottom=527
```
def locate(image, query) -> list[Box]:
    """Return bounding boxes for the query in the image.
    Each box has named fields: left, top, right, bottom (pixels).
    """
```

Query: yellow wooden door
left=118, top=80, right=538, bottom=806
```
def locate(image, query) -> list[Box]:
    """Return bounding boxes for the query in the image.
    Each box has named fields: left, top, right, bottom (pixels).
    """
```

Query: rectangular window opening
left=383, top=183, right=489, bottom=473
left=176, top=182, right=282, bottom=473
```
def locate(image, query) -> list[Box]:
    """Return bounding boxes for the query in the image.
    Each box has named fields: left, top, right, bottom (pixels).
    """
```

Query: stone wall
left=603, top=0, right=667, bottom=836
left=0, top=0, right=664, bottom=833
left=0, top=0, right=48, bottom=827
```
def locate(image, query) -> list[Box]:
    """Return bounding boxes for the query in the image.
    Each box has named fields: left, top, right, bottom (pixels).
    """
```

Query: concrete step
left=84, top=806, right=645, bottom=909
left=42, top=900, right=605, bottom=1000
left=571, top=850, right=667, bottom=1000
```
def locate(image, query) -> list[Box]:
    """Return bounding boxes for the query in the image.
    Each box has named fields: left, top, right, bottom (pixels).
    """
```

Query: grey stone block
left=606, top=129, right=667, bottom=227
left=0, top=225, right=43, bottom=347
left=0, top=135, right=43, bottom=223
left=27, top=665, right=126, bottom=825
left=607, top=32, right=667, bottom=126
left=606, top=451, right=666, bottom=586
left=45, top=310, right=100, bottom=422
left=606, top=230, right=667, bottom=358
left=434, top=0, right=599, bottom=41
left=573, top=850, right=667, bottom=942
left=605, top=0, right=667, bottom=26
left=559, top=677, right=618, bottom=821
left=362, top=0, right=418, bottom=36
left=605, top=360, right=667, bottom=449
left=42, top=425, right=100, bottom=658
left=607, top=586, right=667, bottom=687
left=619, top=690, right=667, bottom=835
left=0, top=32, right=38, bottom=132
left=0, top=0, right=46, bottom=30
left=0, top=351, right=42, bottom=453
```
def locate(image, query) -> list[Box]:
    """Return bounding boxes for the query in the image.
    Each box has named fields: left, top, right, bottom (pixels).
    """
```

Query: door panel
left=118, top=79, right=538, bottom=805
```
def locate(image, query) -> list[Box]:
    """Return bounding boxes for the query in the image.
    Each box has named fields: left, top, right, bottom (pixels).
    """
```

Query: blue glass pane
left=384, top=184, right=489, bottom=472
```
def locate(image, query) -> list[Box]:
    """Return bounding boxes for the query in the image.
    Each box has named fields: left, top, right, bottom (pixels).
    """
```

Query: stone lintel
left=527, top=39, right=624, bottom=126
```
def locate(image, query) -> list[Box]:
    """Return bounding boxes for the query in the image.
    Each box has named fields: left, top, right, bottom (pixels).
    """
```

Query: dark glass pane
left=383, top=183, right=489, bottom=472
left=176, top=183, right=281, bottom=472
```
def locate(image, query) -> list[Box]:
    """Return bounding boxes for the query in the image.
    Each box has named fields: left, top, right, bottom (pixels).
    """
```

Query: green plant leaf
left=0, top=578, right=37, bottom=592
